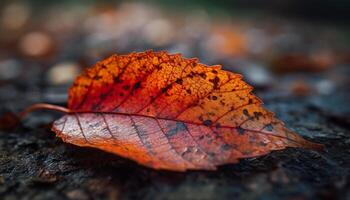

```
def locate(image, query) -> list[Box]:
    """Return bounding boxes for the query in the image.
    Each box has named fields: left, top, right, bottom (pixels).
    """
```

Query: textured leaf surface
left=52, top=51, right=322, bottom=171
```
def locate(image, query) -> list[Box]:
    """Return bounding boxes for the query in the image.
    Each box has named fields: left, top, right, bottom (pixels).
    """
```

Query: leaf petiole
left=19, top=103, right=71, bottom=119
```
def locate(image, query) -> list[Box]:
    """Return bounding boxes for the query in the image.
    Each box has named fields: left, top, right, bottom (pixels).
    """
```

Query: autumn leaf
left=18, top=51, right=323, bottom=171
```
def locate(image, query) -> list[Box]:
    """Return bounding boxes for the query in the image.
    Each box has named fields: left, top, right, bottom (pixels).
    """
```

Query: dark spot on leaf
left=132, top=120, right=153, bottom=151
left=133, top=81, right=141, bottom=90
left=266, top=124, right=273, bottom=131
left=199, top=135, right=205, bottom=140
left=254, top=111, right=262, bottom=120
left=212, top=96, right=218, bottom=100
left=198, top=116, right=204, bottom=121
left=99, top=93, right=107, bottom=100
left=220, top=100, right=225, bottom=106
left=249, top=135, right=257, bottom=141
left=119, top=92, right=124, bottom=97
left=161, top=87, right=168, bottom=93
left=166, top=122, right=187, bottom=137
left=243, top=109, right=249, bottom=116
left=114, top=77, right=122, bottom=83
left=94, top=75, right=102, bottom=80
left=208, top=152, right=216, bottom=157
left=92, top=103, right=99, bottom=110
left=215, top=123, right=221, bottom=129
left=203, top=120, right=212, bottom=126
left=176, top=78, right=183, bottom=85
left=210, top=76, right=220, bottom=88
left=212, top=70, right=218, bottom=74
left=122, top=85, right=130, bottom=90
left=199, top=72, right=207, bottom=79
left=237, top=127, right=245, bottom=135
left=221, top=144, right=232, bottom=151
left=161, top=85, right=172, bottom=94
left=186, top=89, right=192, bottom=94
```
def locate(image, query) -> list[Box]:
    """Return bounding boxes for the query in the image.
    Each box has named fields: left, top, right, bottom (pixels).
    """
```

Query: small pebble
left=269, top=169, right=290, bottom=184
left=143, top=19, right=174, bottom=46
left=204, top=25, right=247, bottom=58
left=47, top=62, right=81, bottom=85
left=19, top=32, right=54, bottom=57
left=315, top=79, right=335, bottom=95
left=32, top=169, right=57, bottom=184
left=243, top=63, right=273, bottom=88
left=66, top=189, right=89, bottom=200
left=0, top=59, right=22, bottom=80
left=291, top=80, right=312, bottom=96
left=1, top=2, right=30, bottom=30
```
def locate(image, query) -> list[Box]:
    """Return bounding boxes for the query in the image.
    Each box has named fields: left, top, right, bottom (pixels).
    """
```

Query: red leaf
left=25, top=51, right=323, bottom=171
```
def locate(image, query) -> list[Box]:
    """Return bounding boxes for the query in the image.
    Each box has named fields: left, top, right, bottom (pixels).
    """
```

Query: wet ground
left=0, top=64, right=349, bottom=200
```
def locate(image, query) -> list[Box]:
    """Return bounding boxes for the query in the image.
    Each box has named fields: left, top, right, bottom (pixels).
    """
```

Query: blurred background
left=1, top=1, right=350, bottom=200
left=0, top=0, right=349, bottom=110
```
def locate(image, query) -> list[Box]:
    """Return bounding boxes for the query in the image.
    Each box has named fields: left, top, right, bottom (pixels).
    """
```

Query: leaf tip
left=292, top=136, right=325, bottom=151
left=303, top=140, right=325, bottom=151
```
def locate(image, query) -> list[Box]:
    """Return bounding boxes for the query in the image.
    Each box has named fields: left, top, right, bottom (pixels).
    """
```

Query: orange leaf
left=26, top=51, right=323, bottom=171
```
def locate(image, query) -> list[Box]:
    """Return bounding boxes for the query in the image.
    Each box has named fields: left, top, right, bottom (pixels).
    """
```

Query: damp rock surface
left=0, top=66, right=349, bottom=200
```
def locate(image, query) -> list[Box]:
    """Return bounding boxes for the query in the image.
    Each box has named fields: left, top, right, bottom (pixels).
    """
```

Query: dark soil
left=0, top=65, right=349, bottom=200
